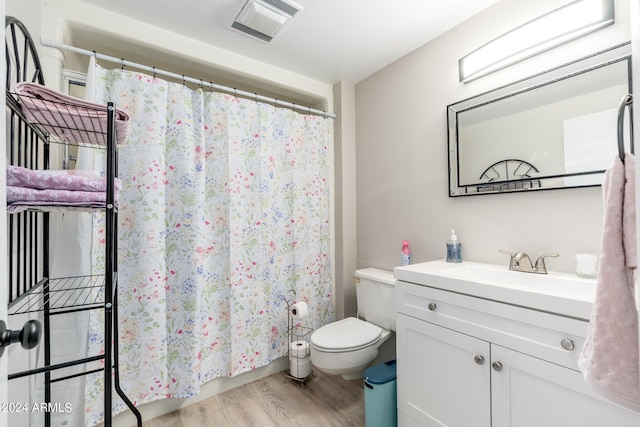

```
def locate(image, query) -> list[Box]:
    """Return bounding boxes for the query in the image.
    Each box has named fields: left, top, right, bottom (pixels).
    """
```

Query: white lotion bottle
left=446, top=230, right=462, bottom=263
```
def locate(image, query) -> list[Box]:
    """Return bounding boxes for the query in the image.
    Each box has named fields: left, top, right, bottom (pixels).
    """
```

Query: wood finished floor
left=141, top=369, right=365, bottom=427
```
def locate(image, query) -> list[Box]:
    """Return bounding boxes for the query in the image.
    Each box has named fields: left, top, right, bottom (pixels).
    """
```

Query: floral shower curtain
left=83, top=64, right=333, bottom=424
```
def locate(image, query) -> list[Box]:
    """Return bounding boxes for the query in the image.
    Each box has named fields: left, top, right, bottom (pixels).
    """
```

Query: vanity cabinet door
left=491, top=345, right=640, bottom=427
left=397, top=313, right=491, bottom=427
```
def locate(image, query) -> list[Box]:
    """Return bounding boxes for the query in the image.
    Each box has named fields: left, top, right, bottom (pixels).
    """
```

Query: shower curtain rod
left=40, top=38, right=336, bottom=119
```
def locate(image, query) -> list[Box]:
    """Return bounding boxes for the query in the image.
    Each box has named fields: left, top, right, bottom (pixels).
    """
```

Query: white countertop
left=394, top=260, right=596, bottom=320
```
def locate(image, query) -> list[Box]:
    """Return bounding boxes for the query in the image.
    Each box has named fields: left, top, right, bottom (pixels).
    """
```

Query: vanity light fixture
left=231, top=0, right=303, bottom=43
left=459, top=0, right=614, bottom=83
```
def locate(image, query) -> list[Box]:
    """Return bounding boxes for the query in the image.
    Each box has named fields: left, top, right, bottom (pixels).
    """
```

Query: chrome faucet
left=499, top=250, right=559, bottom=274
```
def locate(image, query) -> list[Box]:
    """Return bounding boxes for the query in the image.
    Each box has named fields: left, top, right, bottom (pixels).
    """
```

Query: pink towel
left=6, top=165, right=110, bottom=192
left=6, top=186, right=118, bottom=213
left=578, top=154, right=640, bottom=412
left=14, top=82, right=129, bottom=146
left=6, top=166, right=121, bottom=213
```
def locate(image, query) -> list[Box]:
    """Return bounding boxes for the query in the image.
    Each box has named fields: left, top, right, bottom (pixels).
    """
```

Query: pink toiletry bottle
left=401, top=240, right=411, bottom=266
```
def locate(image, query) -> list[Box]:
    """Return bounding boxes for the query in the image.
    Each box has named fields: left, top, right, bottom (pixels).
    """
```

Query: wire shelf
left=8, top=91, right=122, bottom=148
left=8, top=274, right=112, bottom=316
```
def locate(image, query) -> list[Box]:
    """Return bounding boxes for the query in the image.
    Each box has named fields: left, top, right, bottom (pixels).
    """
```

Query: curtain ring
left=254, top=93, right=258, bottom=103
left=199, top=79, right=204, bottom=89
left=152, top=67, right=157, bottom=79
left=120, top=58, right=125, bottom=71
left=182, top=75, right=186, bottom=87
left=234, top=88, right=237, bottom=98
left=92, top=50, right=97, bottom=58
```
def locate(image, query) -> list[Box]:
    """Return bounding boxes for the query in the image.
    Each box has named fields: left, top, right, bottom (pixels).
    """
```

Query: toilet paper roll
left=289, top=355, right=312, bottom=378
left=290, top=340, right=310, bottom=358
left=290, top=301, right=309, bottom=321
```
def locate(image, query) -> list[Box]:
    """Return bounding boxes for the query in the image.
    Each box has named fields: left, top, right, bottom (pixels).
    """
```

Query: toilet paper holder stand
left=284, top=292, right=314, bottom=388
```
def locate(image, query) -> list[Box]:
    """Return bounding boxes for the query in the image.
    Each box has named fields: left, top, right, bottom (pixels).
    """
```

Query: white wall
left=333, top=82, right=358, bottom=319
left=355, top=0, right=632, bottom=274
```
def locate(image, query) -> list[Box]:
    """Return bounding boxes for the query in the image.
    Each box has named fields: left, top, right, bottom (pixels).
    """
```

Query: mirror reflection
left=448, top=43, right=632, bottom=196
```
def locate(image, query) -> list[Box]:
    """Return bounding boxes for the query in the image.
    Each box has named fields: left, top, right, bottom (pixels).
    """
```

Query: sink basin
left=443, top=263, right=595, bottom=297
left=394, top=260, right=596, bottom=319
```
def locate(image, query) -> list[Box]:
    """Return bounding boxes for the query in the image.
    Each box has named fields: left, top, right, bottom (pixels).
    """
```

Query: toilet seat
left=310, top=317, right=382, bottom=353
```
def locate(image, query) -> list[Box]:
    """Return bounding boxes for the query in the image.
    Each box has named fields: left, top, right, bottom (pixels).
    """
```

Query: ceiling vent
left=231, top=0, right=303, bottom=43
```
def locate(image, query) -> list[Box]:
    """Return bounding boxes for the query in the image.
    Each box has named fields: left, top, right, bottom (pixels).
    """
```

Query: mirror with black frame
left=447, top=43, right=632, bottom=197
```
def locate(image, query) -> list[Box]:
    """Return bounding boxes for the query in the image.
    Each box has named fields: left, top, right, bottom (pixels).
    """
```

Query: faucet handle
left=499, top=250, right=516, bottom=270
left=534, top=253, right=559, bottom=274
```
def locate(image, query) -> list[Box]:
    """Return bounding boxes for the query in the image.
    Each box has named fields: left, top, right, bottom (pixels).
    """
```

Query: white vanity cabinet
left=396, top=279, right=640, bottom=427
left=396, top=312, right=490, bottom=426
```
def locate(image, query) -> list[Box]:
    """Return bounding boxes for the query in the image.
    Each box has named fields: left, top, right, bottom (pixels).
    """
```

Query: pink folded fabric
left=6, top=186, right=118, bottom=212
left=578, top=154, right=640, bottom=413
left=6, top=201, right=109, bottom=214
left=15, top=82, right=129, bottom=146
left=7, top=165, right=111, bottom=192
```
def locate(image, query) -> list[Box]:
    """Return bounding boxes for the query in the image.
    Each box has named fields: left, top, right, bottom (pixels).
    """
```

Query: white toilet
left=310, top=268, right=396, bottom=380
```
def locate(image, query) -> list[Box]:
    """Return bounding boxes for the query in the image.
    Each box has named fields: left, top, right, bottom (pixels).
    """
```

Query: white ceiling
left=78, top=0, right=501, bottom=84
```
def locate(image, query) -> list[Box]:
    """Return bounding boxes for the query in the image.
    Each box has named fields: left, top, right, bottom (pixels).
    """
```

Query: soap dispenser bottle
left=401, top=240, right=411, bottom=266
left=446, top=230, right=462, bottom=263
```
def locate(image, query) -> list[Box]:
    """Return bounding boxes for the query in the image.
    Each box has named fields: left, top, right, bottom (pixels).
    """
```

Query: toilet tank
left=355, top=268, right=396, bottom=331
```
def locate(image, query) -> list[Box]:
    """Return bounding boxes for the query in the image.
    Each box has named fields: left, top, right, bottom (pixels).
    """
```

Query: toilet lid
left=311, top=317, right=382, bottom=352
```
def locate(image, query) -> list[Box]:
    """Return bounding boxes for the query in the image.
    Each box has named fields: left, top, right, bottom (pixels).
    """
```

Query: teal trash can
left=363, top=360, right=397, bottom=427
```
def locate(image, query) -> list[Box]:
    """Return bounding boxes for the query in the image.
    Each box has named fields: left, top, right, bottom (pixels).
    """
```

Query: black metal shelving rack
left=5, top=16, right=141, bottom=427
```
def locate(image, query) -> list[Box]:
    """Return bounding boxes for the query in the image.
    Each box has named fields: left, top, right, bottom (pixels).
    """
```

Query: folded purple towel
left=15, top=82, right=129, bottom=146
left=6, top=165, right=121, bottom=213
left=7, top=165, right=113, bottom=192
left=6, top=186, right=119, bottom=212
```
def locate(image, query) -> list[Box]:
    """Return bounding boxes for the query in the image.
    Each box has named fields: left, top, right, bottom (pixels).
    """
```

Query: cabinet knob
left=560, top=338, right=575, bottom=351
left=428, top=303, right=437, bottom=311
left=492, top=361, right=503, bottom=372
left=474, top=355, right=485, bottom=365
